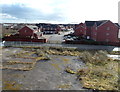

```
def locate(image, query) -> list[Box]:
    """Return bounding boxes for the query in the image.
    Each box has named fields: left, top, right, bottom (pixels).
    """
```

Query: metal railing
left=3, top=41, right=118, bottom=51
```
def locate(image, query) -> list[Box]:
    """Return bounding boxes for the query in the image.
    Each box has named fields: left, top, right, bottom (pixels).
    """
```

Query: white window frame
left=96, top=27, right=97, bottom=30
left=107, top=27, right=110, bottom=30
left=87, top=36, right=90, bottom=39
left=25, top=30, right=27, bottom=33
left=106, top=33, right=110, bottom=36
left=81, top=26, right=84, bottom=28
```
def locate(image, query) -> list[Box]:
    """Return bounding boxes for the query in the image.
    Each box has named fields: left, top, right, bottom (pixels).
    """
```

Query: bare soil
left=2, top=47, right=87, bottom=90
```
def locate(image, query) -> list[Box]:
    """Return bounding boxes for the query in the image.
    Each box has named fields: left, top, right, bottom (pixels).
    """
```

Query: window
left=96, top=27, right=97, bottom=30
left=81, top=26, right=84, bottom=28
left=25, top=30, right=27, bottom=33
left=116, top=40, right=119, bottom=42
left=106, top=33, right=109, bottom=36
left=107, top=27, right=110, bottom=30
left=87, top=36, right=90, bottom=39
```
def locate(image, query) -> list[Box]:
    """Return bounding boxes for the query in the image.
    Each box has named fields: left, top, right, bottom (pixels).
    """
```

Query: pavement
left=43, top=30, right=74, bottom=44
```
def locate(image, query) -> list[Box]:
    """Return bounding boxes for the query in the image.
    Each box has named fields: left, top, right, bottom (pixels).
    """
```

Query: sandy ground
left=2, top=47, right=87, bottom=90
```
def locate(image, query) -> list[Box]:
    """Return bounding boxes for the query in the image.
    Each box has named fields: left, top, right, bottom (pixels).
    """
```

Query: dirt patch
left=2, top=47, right=86, bottom=90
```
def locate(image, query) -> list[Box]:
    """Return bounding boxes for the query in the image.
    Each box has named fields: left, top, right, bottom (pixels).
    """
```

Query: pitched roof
left=85, top=20, right=108, bottom=27
left=18, top=25, right=38, bottom=33
left=85, top=21, right=96, bottom=26
left=26, top=25, right=38, bottom=30
left=42, top=24, right=58, bottom=28
left=34, top=32, right=43, bottom=36
left=115, top=23, right=120, bottom=28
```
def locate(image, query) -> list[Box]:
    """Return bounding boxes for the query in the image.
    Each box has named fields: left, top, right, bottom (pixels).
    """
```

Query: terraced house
left=36, top=23, right=61, bottom=34
left=74, top=20, right=120, bottom=45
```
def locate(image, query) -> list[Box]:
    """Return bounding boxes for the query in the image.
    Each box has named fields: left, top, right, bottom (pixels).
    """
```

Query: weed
left=3, top=81, right=22, bottom=90
left=58, top=84, right=71, bottom=89
left=50, top=63, right=61, bottom=71
left=65, top=67, right=76, bottom=74
left=79, top=50, right=108, bottom=65
left=77, top=50, right=119, bottom=90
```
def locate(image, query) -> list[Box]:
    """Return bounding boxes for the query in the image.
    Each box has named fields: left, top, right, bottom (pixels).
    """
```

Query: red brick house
left=74, top=23, right=86, bottom=36
left=74, top=20, right=120, bottom=44
left=90, top=20, right=120, bottom=43
left=85, top=20, right=108, bottom=39
left=3, top=25, right=47, bottom=43
left=18, top=25, right=42, bottom=39
left=42, top=24, right=61, bottom=34
left=36, top=23, right=61, bottom=34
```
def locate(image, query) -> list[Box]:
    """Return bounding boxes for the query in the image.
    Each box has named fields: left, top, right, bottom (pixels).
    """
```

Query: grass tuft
left=77, top=51, right=119, bottom=90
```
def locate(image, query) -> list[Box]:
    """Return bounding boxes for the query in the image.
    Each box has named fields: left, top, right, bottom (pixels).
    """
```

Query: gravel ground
left=2, top=47, right=87, bottom=90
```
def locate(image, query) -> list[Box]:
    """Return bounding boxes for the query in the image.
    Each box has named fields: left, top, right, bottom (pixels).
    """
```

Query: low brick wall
left=65, top=40, right=120, bottom=47
left=3, top=37, right=47, bottom=43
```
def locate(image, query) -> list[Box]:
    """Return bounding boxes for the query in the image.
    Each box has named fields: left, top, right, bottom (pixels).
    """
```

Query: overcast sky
left=0, top=0, right=119, bottom=23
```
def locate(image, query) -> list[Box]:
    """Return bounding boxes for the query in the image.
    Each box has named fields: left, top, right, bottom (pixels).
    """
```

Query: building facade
left=18, top=25, right=42, bottom=39
left=36, top=23, right=61, bottom=34
left=74, top=23, right=86, bottom=36
left=74, top=20, right=120, bottom=44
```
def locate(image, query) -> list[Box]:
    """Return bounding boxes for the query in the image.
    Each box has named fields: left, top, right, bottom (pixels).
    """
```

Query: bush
left=77, top=61, right=118, bottom=90
left=35, top=49, right=45, bottom=57
left=77, top=50, right=118, bottom=90
left=79, top=51, right=93, bottom=63
left=79, top=50, right=108, bottom=65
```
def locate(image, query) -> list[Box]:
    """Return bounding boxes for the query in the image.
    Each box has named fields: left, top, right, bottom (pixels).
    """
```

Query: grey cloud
left=1, top=4, right=64, bottom=22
